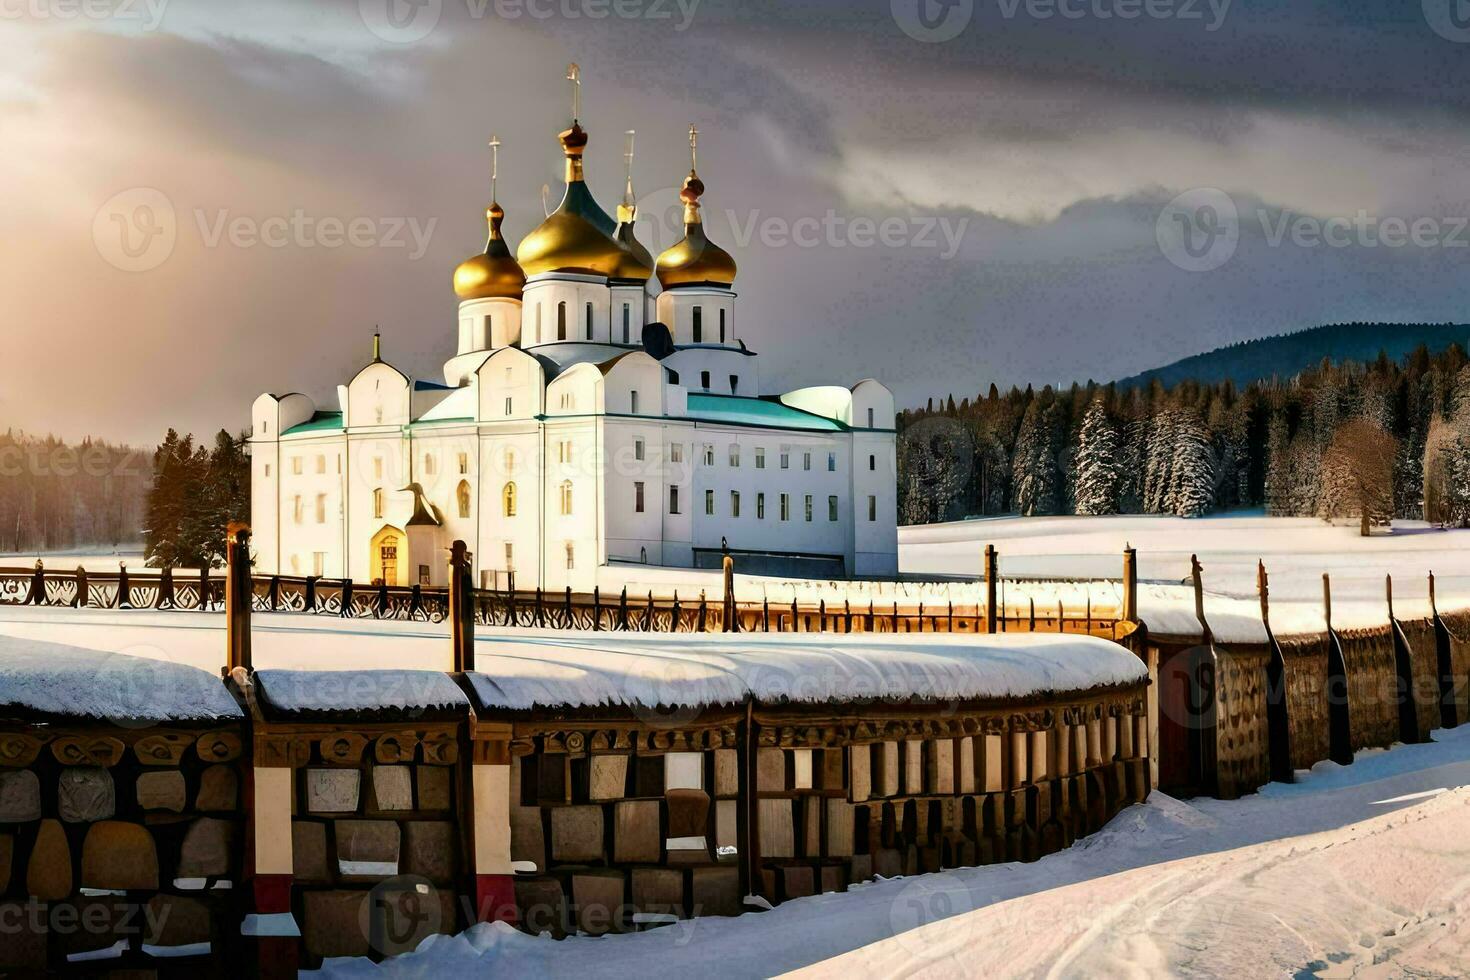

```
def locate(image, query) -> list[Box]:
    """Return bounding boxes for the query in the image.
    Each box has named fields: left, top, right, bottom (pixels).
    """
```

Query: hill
left=1116, top=322, right=1470, bottom=389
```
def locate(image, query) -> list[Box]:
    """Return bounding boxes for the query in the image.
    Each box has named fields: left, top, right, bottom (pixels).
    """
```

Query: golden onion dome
left=656, top=167, right=737, bottom=288
left=516, top=123, right=627, bottom=278
left=453, top=202, right=526, bottom=300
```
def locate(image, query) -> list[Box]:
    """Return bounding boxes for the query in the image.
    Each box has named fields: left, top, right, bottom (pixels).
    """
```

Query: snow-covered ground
left=903, top=513, right=1470, bottom=607
left=308, top=727, right=1470, bottom=979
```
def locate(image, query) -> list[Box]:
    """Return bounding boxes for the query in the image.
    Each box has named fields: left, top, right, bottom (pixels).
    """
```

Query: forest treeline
left=897, top=343, right=1470, bottom=531
left=0, top=430, right=151, bottom=555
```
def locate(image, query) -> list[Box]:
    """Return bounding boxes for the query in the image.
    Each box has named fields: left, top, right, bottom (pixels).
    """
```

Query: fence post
left=155, top=565, right=170, bottom=609
left=984, top=544, right=998, bottom=634
left=723, top=554, right=737, bottom=633
left=340, top=579, right=353, bottom=618
left=304, top=576, right=317, bottom=613
left=671, top=592, right=681, bottom=632
left=225, top=524, right=252, bottom=674
left=698, top=591, right=708, bottom=632
left=1258, top=560, right=1293, bottom=784
left=268, top=575, right=279, bottom=612
left=27, top=561, right=43, bottom=606
left=377, top=582, right=388, bottom=619
left=762, top=596, right=770, bottom=632
left=74, top=566, right=88, bottom=609
left=117, top=562, right=130, bottom=609
left=449, top=540, right=474, bottom=673
left=199, top=564, right=209, bottom=612
left=1190, top=555, right=1207, bottom=638
left=1122, top=545, right=1138, bottom=625
left=592, top=587, right=602, bottom=631
left=618, top=587, right=628, bottom=630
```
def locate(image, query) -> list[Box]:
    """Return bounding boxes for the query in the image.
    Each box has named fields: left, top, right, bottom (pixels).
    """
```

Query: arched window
left=502, top=482, right=517, bottom=517
left=585, top=301, right=593, bottom=340
left=456, top=480, right=471, bottom=519
left=373, top=488, right=384, bottom=519
left=557, top=301, right=567, bottom=341
left=560, top=480, right=573, bottom=516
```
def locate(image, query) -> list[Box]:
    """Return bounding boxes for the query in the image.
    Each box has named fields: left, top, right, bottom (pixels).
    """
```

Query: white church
left=250, top=74, right=898, bottom=592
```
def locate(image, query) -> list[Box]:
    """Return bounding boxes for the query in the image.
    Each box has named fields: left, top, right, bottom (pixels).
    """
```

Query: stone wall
left=1212, top=644, right=1272, bottom=801
left=1277, top=635, right=1331, bottom=772
left=0, top=726, right=245, bottom=972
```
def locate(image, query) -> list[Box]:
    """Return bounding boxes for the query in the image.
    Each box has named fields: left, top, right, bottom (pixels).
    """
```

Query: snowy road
left=314, top=729, right=1470, bottom=979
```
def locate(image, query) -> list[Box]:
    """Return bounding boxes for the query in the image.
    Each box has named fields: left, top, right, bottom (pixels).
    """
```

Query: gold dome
left=516, top=123, right=627, bottom=278
left=611, top=199, right=654, bottom=281
left=453, top=202, right=526, bottom=300
left=656, top=168, right=737, bottom=288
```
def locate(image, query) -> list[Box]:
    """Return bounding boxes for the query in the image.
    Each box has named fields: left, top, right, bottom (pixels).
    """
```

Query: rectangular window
left=374, top=457, right=383, bottom=480
left=424, top=454, right=435, bottom=475
left=292, top=495, right=302, bottom=523
left=729, top=445, right=740, bottom=467
left=291, top=457, right=302, bottom=475
left=719, top=308, right=726, bottom=343
left=315, top=455, right=326, bottom=474
left=669, top=485, right=681, bottom=514
left=730, top=490, right=740, bottom=518
left=631, top=391, right=640, bottom=415
left=560, top=482, right=573, bottom=516
left=692, top=306, right=703, bottom=343
left=828, top=495, right=838, bottom=521
left=867, top=407, right=875, bottom=428
left=536, top=304, right=542, bottom=343
left=757, top=492, right=765, bottom=519
left=634, top=438, right=645, bottom=461
left=315, top=494, right=326, bottom=524
left=313, top=552, right=326, bottom=577
left=729, top=374, right=738, bottom=394
left=828, top=452, right=836, bottom=472
left=755, top=448, right=765, bottom=469
left=670, top=443, right=683, bottom=464
left=703, top=444, right=714, bottom=466
left=705, top=489, right=715, bottom=516
left=264, top=464, right=271, bottom=477
left=504, top=542, right=514, bottom=570
left=700, top=370, right=711, bottom=390
left=565, top=542, right=575, bottom=570
left=869, top=454, right=876, bottom=471
left=622, top=304, right=631, bottom=344
left=585, top=301, right=594, bottom=341
left=780, top=448, right=790, bottom=470
left=559, top=440, right=572, bottom=464
left=458, top=452, right=468, bottom=474
left=868, top=495, right=877, bottom=522
left=803, top=452, right=812, bottom=471
left=780, top=493, right=790, bottom=521
left=337, top=455, right=342, bottom=474
left=635, top=481, right=645, bottom=513
left=804, top=494, right=813, bottom=522
left=504, top=396, right=513, bottom=417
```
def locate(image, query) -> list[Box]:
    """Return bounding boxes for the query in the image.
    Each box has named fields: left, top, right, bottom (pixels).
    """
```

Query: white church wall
left=659, top=348, right=757, bottom=397
left=655, top=288, right=735, bottom=346
left=523, top=275, right=611, bottom=345
left=477, top=424, right=543, bottom=590
left=273, top=435, right=347, bottom=578
left=476, top=346, right=545, bottom=422
left=346, top=362, right=411, bottom=428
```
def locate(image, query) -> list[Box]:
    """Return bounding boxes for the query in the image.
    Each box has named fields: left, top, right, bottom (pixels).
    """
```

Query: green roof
left=685, top=394, right=844, bottom=432
left=282, top=412, right=343, bottom=435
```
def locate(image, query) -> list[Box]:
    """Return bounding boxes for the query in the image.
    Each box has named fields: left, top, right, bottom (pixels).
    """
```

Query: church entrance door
left=370, top=525, right=406, bottom=586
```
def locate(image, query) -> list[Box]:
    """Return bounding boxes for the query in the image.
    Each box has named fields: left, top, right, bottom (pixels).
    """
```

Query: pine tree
left=1166, top=410, right=1215, bottom=517
left=1073, top=399, right=1120, bottom=515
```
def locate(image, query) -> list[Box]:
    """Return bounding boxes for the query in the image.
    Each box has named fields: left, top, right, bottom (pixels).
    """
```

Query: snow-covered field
left=903, top=512, right=1470, bottom=606
left=309, top=728, right=1470, bottom=979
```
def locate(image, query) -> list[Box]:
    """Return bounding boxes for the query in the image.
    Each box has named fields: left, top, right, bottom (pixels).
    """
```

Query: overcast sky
left=4, top=0, right=1470, bottom=445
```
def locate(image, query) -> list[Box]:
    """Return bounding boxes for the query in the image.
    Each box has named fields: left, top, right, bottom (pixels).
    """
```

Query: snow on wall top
left=463, top=629, right=1147, bottom=711
left=254, top=669, right=470, bottom=716
left=0, top=637, right=243, bottom=722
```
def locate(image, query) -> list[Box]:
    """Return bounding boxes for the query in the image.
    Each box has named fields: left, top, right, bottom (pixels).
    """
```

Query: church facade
left=249, top=91, right=898, bottom=591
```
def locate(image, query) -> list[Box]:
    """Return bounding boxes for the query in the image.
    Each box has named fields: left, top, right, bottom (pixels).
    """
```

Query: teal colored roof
left=282, top=412, right=343, bottom=436
left=686, top=394, right=844, bottom=432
